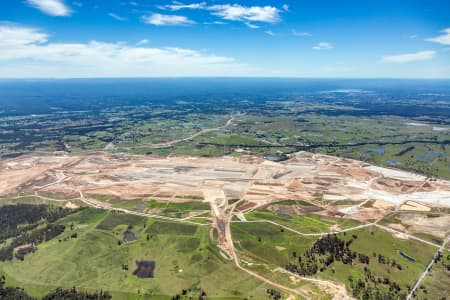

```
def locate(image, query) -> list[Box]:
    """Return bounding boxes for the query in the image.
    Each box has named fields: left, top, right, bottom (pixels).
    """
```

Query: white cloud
left=136, top=39, right=149, bottom=46
left=282, top=4, right=289, bottom=11
left=426, top=28, right=450, bottom=45
left=162, top=2, right=281, bottom=24
left=292, top=29, right=311, bottom=37
left=208, top=4, right=280, bottom=23
left=0, top=24, right=48, bottom=45
left=312, top=42, right=333, bottom=50
left=0, top=24, right=252, bottom=77
left=27, top=0, right=72, bottom=16
left=163, top=2, right=207, bottom=10
left=382, top=50, right=436, bottom=63
left=108, top=13, right=127, bottom=21
left=204, top=21, right=227, bottom=25
left=142, top=13, right=195, bottom=26
left=265, top=30, right=276, bottom=36
left=245, top=23, right=259, bottom=29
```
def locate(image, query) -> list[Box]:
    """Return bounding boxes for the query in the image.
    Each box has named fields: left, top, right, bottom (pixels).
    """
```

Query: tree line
left=0, top=276, right=111, bottom=299
left=0, top=223, right=66, bottom=261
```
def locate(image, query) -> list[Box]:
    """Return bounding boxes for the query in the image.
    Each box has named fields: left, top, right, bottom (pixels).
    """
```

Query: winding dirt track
left=222, top=199, right=312, bottom=298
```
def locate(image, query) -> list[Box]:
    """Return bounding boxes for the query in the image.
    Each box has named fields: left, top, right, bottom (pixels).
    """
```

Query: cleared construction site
left=1, top=151, right=449, bottom=236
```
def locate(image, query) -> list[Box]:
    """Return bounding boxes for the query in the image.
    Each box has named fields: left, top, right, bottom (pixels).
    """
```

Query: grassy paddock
left=0, top=209, right=271, bottom=299
left=146, top=221, right=198, bottom=236
left=97, top=213, right=147, bottom=230
left=232, top=221, right=438, bottom=298
left=245, top=210, right=362, bottom=233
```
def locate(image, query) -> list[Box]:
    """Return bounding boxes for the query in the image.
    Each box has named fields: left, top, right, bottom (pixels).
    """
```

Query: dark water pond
left=417, top=156, right=430, bottom=162
left=398, top=251, right=415, bottom=262
left=385, top=160, right=401, bottom=166
left=361, top=152, right=371, bottom=158
left=133, top=260, right=156, bottom=278
left=427, top=151, right=446, bottom=157
left=123, top=230, right=137, bottom=242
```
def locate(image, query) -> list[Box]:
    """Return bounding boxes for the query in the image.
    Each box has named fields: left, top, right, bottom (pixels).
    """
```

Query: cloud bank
left=0, top=24, right=252, bottom=78
left=426, top=28, right=450, bottom=45
left=161, top=2, right=281, bottom=25
left=382, top=50, right=435, bottom=63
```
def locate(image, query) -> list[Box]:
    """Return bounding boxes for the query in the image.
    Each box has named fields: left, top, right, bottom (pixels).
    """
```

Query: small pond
left=427, top=151, right=446, bottom=157
left=123, top=230, right=137, bottom=243
left=361, top=152, right=371, bottom=158
left=133, top=260, right=156, bottom=278
left=416, top=156, right=430, bottom=162
left=385, top=160, right=401, bottom=166
left=398, top=250, right=415, bottom=262
left=368, top=148, right=385, bottom=155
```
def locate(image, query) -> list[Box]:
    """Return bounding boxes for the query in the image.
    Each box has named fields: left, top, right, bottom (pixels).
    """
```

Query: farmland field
left=245, top=210, right=363, bottom=234
left=0, top=208, right=271, bottom=299
left=232, top=222, right=439, bottom=299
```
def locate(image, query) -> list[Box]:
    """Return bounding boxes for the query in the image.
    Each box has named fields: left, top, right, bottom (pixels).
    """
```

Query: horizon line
left=1, top=76, right=450, bottom=80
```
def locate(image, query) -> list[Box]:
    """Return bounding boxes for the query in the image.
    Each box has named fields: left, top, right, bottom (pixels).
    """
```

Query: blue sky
left=0, top=0, right=449, bottom=78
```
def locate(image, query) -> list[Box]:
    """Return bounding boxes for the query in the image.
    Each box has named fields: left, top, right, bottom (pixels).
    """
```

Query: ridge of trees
left=0, top=204, right=81, bottom=261
left=0, top=276, right=111, bottom=300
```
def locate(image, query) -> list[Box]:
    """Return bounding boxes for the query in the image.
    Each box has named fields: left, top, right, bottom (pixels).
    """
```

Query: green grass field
left=317, top=227, right=437, bottom=295
left=232, top=221, right=317, bottom=267
left=272, top=199, right=316, bottom=206
left=87, top=195, right=210, bottom=219
left=245, top=210, right=362, bottom=233
left=0, top=208, right=271, bottom=299
left=146, top=221, right=198, bottom=236
left=96, top=212, right=147, bottom=230
left=414, top=250, right=450, bottom=300
left=232, top=221, right=440, bottom=299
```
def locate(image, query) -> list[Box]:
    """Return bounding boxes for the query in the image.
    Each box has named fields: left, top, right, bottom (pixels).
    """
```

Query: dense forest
left=0, top=204, right=80, bottom=261
left=0, top=204, right=77, bottom=241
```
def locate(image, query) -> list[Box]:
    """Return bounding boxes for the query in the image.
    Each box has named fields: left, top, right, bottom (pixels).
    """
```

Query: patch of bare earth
left=64, top=201, right=80, bottom=209
left=353, top=207, right=386, bottom=221
left=373, top=200, right=394, bottom=209
left=399, top=213, right=450, bottom=238
left=400, top=201, right=431, bottom=212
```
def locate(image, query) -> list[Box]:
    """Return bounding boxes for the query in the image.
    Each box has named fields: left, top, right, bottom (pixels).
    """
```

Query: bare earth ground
left=398, top=213, right=450, bottom=238
left=1, top=151, right=448, bottom=207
